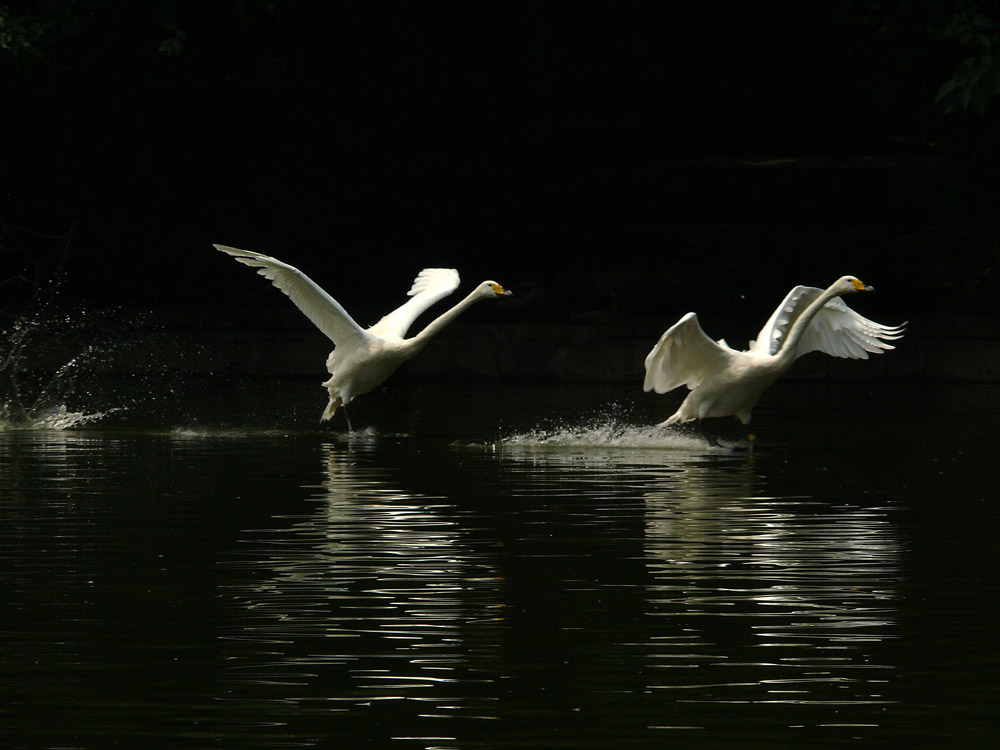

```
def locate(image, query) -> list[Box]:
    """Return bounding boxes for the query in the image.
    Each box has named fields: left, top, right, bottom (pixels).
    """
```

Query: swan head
left=834, top=276, right=874, bottom=295
left=479, top=281, right=512, bottom=298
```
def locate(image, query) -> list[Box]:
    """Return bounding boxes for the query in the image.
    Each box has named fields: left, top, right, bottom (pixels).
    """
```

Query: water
left=2, top=381, right=999, bottom=748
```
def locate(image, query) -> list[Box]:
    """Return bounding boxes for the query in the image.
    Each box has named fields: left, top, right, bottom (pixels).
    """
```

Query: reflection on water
left=642, top=463, right=899, bottom=716
left=488, top=441, right=901, bottom=734
left=220, top=441, right=507, bottom=736
left=2, top=384, right=998, bottom=747
left=213, top=427, right=905, bottom=745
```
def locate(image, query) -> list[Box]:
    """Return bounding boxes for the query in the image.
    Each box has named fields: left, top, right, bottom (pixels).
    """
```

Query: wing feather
left=794, top=296, right=906, bottom=359
left=643, top=312, right=738, bottom=394
left=750, top=284, right=906, bottom=360
left=215, top=244, right=366, bottom=346
left=750, top=286, right=821, bottom=355
left=369, top=268, right=461, bottom=339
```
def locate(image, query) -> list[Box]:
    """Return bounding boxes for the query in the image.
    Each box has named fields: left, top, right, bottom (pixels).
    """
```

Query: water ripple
left=220, top=443, right=506, bottom=725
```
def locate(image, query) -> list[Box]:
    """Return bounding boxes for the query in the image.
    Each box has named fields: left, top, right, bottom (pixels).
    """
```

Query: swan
left=643, top=276, right=906, bottom=441
left=215, top=244, right=510, bottom=427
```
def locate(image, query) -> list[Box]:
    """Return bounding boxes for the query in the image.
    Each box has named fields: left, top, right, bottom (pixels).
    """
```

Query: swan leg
left=698, top=419, right=721, bottom=448
left=343, top=405, right=353, bottom=432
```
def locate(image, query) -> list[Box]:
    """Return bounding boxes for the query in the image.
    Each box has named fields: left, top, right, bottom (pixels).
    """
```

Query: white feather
left=644, top=276, right=906, bottom=428
left=215, top=245, right=507, bottom=423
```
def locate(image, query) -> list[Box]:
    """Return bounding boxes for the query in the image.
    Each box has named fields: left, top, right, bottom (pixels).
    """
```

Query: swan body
left=215, top=244, right=509, bottom=424
left=643, top=276, right=906, bottom=427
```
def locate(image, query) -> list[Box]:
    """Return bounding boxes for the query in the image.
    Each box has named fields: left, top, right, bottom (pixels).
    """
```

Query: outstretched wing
left=749, top=286, right=822, bottom=355
left=793, top=296, right=906, bottom=359
left=369, top=268, right=460, bottom=339
left=215, top=244, right=366, bottom=347
left=750, top=285, right=906, bottom=359
left=643, top=312, right=738, bottom=394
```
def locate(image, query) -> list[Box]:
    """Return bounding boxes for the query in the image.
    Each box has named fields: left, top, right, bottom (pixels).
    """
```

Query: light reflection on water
left=219, top=441, right=508, bottom=739
left=2, top=383, right=998, bottom=747
left=494, top=443, right=900, bottom=723
left=642, top=484, right=899, bottom=710
left=212, top=429, right=904, bottom=745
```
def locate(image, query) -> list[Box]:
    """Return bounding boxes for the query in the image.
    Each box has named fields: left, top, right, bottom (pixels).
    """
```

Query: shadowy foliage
left=1, top=1, right=999, bottom=316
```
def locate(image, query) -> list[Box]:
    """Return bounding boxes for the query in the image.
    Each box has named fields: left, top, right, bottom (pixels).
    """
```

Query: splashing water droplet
left=1, top=300, right=122, bottom=430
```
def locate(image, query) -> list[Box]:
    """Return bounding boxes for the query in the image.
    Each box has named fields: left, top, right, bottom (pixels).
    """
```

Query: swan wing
left=794, top=297, right=907, bottom=359
left=369, top=268, right=461, bottom=339
left=643, top=312, right=738, bottom=393
left=215, top=244, right=366, bottom=346
left=750, top=285, right=906, bottom=358
left=750, top=285, right=823, bottom=355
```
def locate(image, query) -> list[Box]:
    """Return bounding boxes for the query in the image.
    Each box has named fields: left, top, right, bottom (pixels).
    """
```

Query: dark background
left=3, top=0, right=999, bottom=330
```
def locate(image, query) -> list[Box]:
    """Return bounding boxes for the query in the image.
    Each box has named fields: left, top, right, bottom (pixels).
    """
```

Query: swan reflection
left=641, top=460, right=901, bottom=708
left=221, top=430, right=904, bottom=738
left=493, top=436, right=902, bottom=718
left=221, top=441, right=503, bottom=715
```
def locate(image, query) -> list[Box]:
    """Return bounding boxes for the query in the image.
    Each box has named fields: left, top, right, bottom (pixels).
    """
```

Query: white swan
left=215, top=244, right=510, bottom=426
left=643, top=276, right=906, bottom=437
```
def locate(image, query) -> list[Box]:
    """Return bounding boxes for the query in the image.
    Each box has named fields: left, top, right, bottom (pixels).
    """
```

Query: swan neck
left=777, top=285, right=841, bottom=360
left=409, top=289, right=484, bottom=346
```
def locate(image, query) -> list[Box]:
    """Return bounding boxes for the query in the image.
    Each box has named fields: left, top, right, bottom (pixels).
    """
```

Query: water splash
left=500, top=421, right=711, bottom=450
left=167, top=425, right=292, bottom=439
left=0, top=303, right=118, bottom=430
left=7, top=404, right=115, bottom=430
left=493, top=402, right=718, bottom=452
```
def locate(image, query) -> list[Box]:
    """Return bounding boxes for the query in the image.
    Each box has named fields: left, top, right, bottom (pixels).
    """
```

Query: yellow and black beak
left=852, top=278, right=874, bottom=292
left=491, top=283, right=512, bottom=296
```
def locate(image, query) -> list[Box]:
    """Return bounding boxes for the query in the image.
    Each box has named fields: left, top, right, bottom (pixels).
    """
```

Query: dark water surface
left=2, top=382, right=999, bottom=748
